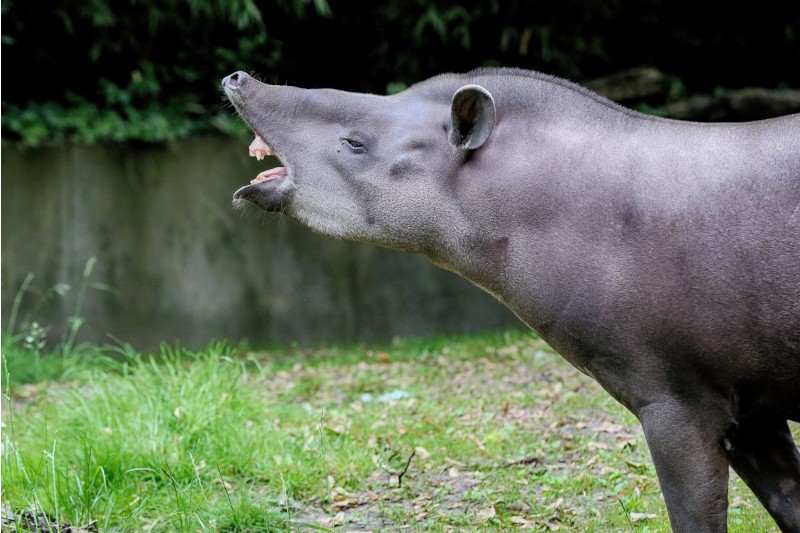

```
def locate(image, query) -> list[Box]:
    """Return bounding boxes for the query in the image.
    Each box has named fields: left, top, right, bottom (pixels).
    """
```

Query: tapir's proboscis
left=222, top=68, right=800, bottom=532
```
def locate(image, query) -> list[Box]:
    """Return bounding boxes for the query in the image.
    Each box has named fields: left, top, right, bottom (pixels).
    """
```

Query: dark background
left=3, top=0, right=800, bottom=145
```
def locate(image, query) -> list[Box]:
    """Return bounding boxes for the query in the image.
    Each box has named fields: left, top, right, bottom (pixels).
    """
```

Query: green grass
left=2, top=330, right=793, bottom=532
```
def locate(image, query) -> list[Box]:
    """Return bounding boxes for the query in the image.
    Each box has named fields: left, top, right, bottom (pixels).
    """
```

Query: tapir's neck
left=429, top=88, right=649, bottom=306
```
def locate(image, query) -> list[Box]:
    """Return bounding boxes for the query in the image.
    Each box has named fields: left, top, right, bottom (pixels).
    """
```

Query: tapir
left=222, top=68, right=800, bottom=533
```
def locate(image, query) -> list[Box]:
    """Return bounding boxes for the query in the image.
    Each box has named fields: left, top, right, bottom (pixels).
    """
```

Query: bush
left=2, top=0, right=798, bottom=145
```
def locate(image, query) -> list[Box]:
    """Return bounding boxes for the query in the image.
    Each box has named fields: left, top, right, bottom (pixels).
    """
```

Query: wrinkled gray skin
left=222, top=68, right=800, bottom=533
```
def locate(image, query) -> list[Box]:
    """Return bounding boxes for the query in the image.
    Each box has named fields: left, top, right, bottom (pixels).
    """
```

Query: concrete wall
left=1, top=138, right=518, bottom=349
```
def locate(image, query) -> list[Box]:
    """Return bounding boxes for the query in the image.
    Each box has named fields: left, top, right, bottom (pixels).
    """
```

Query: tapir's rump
left=222, top=68, right=800, bottom=532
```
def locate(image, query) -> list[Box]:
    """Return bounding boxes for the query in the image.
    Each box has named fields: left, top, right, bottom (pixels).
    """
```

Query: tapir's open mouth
left=247, top=133, right=287, bottom=184
left=232, top=130, right=295, bottom=212
left=223, top=71, right=295, bottom=211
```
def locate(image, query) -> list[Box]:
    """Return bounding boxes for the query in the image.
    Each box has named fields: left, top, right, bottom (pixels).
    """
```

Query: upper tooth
left=249, top=134, right=273, bottom=160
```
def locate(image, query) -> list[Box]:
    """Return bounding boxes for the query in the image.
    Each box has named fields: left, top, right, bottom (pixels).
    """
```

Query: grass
left=2, top=329, right=794, bottom=532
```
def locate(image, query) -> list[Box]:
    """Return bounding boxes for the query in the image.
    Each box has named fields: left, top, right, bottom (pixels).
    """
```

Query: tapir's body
left=222, top=68, right=800, bottom=532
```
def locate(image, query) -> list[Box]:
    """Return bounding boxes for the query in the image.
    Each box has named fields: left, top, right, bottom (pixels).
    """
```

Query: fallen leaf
left=510, top=516, right=536, bottom=528
left=592, top=420, right=624, bottom=433
left=469, top=434, right=490, bottom=455
left=546, top=497, right=564, bottom=510
left=730, top=495, right=749, bottom=508
left=330, top=499, right=351, bottom=508
left=616, top=433, right=637, bottom=449
left=414, top=446, right=431, bottom=459
left=476, top=505, right=496, bottom=523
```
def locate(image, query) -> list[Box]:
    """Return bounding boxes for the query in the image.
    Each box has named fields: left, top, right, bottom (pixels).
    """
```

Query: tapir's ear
left=449, top=84, right=496, bottom=150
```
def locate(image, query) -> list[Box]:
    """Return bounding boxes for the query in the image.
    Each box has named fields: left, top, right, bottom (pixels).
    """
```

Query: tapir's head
left=222, top=71, right=496, bottom=255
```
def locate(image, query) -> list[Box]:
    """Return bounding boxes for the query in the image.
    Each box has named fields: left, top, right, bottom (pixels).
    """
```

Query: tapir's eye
left=341, top=138, right=367, bottom=154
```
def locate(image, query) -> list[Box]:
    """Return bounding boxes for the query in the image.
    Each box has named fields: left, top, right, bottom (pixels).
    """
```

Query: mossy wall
left=1, top=138, right=517, bottom=349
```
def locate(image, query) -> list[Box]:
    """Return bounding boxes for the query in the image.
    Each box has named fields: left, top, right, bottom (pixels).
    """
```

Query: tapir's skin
left=222, top=68, right=800, bottom=533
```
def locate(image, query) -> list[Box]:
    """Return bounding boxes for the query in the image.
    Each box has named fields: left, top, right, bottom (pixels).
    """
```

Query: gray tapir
left=222, top=68, right=800, bottom=533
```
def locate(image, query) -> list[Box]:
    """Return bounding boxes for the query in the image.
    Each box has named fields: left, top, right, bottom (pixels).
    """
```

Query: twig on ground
left=396, top=449, right=416, bottom=488
left=377, top=449, right=417, bottom=488
left=500, top=456, right=539, bottom=468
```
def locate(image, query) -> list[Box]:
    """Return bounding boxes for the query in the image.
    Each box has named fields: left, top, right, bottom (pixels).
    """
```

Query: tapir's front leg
left=638, top=400, right=732, bottom=533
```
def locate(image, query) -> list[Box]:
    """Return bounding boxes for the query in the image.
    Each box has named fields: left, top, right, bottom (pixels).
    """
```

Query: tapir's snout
left=222, top=71, right=249, bottom=90
left=222, top=71, right=256, bottom=108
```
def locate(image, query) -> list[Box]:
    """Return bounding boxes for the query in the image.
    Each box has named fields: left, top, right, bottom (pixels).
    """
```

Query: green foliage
left=1, top=259, right=115, bottom=397
left=1, top=0, right=330, bottom=145
left=4, top=257, right=113, bottom=365
left=2, top=0, right=798, bottom=145
left=1, top=98, right=248, bottom=146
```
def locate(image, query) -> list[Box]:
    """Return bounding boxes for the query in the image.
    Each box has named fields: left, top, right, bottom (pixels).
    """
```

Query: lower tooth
left=251, top=168, right=281, bottom=184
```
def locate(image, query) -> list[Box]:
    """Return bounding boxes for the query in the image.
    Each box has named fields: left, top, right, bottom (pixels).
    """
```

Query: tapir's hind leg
left=638, top=401, right=731, bottom=533
left=728, top=417, right=800, bottom=533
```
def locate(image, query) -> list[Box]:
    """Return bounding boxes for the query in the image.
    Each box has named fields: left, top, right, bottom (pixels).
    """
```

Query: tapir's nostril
left=222, top=71, right=247, bottom=89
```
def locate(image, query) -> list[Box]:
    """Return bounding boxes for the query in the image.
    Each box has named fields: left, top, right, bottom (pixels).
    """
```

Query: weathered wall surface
left=1, top=138, right=518, bottom=349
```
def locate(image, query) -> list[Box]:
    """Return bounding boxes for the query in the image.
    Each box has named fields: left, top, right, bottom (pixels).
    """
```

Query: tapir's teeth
left=251, top=172, right=270, bottom=184
left=248, top=134, right=273, bottom=160
left=249, top=167, right=287, bottom=185
left=250, top=167, right=287, bottom=185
